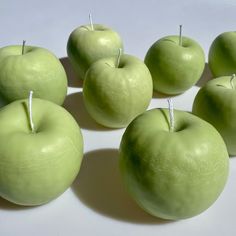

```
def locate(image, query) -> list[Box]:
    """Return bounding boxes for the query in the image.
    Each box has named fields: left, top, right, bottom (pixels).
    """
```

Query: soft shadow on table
left=0, top=98, right=7, bottom=109
left=60, top=57, right=83, bottom=88
left=153, top=90, right=178, bottom=99
left=72, top=149, right=171, bottom=224
left=63, top=92, right=111, bottom=131
left=196, top=63, right=213, bottom=87
left=0, top=197, right=36, bottom=211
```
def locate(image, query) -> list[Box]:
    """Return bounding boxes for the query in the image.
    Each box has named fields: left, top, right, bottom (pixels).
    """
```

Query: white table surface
left=1, top=0, right=236, bottom=235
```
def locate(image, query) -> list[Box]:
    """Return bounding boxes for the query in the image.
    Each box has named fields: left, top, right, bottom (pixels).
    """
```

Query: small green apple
left=119, top=108, right=229, bottom=220
left=67, top=24, right=123, bottom=79
left=0, top=98, right=83, bottom=206
left=145, top=35, right=205, bottom=94
left=193, top=75, right=236, bottom=155
left=0, top=45, right=67, bottom=105
left=83, top=54, right=153, bottom=128
left=209, top=31, right=236, bottom=77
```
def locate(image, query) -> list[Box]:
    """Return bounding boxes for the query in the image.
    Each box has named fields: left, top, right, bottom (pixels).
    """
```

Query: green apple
left=193, top=75, right=236, bottom=155
left=83, top=54, right=153, bottom=128
left=144, top=35, right=205, bottom=94
left=119, top=108, right=229, bottom=220
left=0, top=45, right=67, bottom=105
left=208, top=31, right=236, bottom=77
left=0, top=98, right=83, bottom=206
left=67, top=24, right=123, bottom=79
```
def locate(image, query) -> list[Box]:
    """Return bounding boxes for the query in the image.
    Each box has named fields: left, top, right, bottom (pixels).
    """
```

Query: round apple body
left=83, top=54, right=153, bottom=128
left=144, top=36, right=205, bottom=95
left=119, top=109, right=229, bottom=220
left=193, top=76, right=236, bottom=155
left=0, top=98, right=83, bottom=206
left=67, top=24, right=123, bottom=79
left=0, top=45, right=67, bottom=105
left=209, top=31, right=236, bottom=77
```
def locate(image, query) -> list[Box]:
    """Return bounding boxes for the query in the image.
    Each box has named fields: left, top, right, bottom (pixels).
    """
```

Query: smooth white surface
left=1, top=0, right=236, bottom=235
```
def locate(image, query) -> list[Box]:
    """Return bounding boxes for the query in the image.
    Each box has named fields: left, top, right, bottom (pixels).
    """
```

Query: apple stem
left=116, top=48, right=122, bottom=68
left=89, top=13, right=94, bottom=31
left=179, top=25, right=182, bottom=46
left=22, top=40, right=26, bottom=55
left=230, top=74, right=235, bottom=89
left=167, top=98, right=174, bottom=132
left=28, top=90, right=35, bottom=133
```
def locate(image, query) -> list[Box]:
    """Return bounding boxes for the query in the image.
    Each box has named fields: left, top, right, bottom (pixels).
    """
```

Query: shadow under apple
left=196, top=63, right=213, bottom=87
left=152, top=90, right=178, bottom=99
left=63, top=92, right=111, bottom=131
left=0, top=197, right=25, bottom=210
left=0, top=93, right=9, bottom=108
left=72, top=148, right=171, bottom=224
left=0, top=196, right=41, bottom=211
left=60, top=57, right=83, bottom=88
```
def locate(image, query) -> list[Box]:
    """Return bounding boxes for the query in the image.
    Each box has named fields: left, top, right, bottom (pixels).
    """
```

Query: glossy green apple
left=0, top=45, right=67, bottom=105
left=145, top=36, right=205, bottom=94
left=0, top=98, right=83, bottom=206
left=119, top=108, right=229, bottom=220
left=193, top=75, right=236, bottom=155
left=67, top=24, right=123, bottom=79
left=209, top=31, right=236, bottom=77
left=83, top=54, right=153, bottom=128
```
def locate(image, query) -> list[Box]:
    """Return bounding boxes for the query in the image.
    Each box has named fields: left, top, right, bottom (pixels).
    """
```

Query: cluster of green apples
left=0, top=43, right=83, bottom=205
left=67, top=23, right=153, bottom=128
left=119, top=31, right=236, bottom=220
left=67, top=23, right=234, bottom=220
left=0, top=17, right=235, bottom=222
left=193, top=32, right=236, bottom=156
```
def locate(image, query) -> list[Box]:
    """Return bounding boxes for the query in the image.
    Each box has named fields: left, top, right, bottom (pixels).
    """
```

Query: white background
left=1, top=0, right=236, bottom=235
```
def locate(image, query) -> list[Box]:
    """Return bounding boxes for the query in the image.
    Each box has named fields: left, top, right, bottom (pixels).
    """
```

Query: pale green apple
left=0, top=98, right=83, bottom=206
left=209, top=31, right=236, bottom=77
left=119, top=108, right=229, bottom=220
left=83, top=54, right=153, bottom=128
left=193, top=75, right=236, bottom=155
left=67, top=24, right=123, bottom=79
left=145, top=36, right=205, bottom=94
left=0, top=45, right=67, bottom=105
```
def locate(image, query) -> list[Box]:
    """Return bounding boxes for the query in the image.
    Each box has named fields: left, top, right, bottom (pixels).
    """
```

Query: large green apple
left=83, top=54, right=153, bottom=128
left=208, top=31, right=236, bottom=77
left=67, top=24, right=123, bottom=79
left=0, top=45, right=67, bottom=105
left=0, top=98, right=83, bottom=206
left=144, top=36, right=205, bottom=94
left=119, top=108, right=229, bottom=220
left=193, top=75, right=236, bottom=155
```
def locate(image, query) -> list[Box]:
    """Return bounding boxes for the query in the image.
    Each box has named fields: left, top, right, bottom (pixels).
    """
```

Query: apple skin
left=83, top=54, right=153, bottom=128
left=0, top=98, right=83, bottom=206
left=0, top=45, right=67, bottom=105
left=193, top=76, right=236, bottom=155
left=208, top=31, right=236, bottom=77
left=119, top=108, right=229, bottom=220
left=144, top=36, right=205, bottom=94
left=67, top=24, right=123, bottom=79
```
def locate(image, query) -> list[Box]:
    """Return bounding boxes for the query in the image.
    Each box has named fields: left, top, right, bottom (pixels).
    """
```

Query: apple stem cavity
left=230, top=74, right=235, bottom=89
left=116, top=48, right=122, bottom=68
left=22, top=40, right=26, bottom=55
left=89, top=13, right=94, bottom=31
left=167, top=98, right=174, bottom=132
left=179, top=25, right=182, bottom=46
left=28, top=90, right=35, bottom=133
